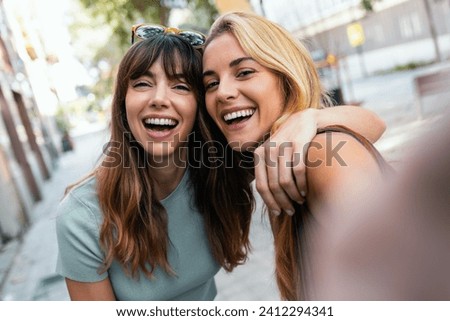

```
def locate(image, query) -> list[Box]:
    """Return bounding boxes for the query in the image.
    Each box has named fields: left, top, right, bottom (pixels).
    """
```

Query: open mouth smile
left=143, top=117, right=178, bottom=131
left=223, top=108, right=255, bottom=125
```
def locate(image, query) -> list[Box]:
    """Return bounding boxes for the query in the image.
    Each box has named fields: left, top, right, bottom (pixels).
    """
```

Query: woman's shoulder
left=305, top=129, right=382, bottom=209
left=307, top=129, right=379, bottom=170
left=61, top=175, right=98, bottom=207
left=56, top=176, right=102, bottom=231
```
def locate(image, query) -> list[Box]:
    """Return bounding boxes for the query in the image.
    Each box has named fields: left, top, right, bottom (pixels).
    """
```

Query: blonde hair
left=206, top=11, right=329, bottom=133
left=206, top=11, right=332, bottom=300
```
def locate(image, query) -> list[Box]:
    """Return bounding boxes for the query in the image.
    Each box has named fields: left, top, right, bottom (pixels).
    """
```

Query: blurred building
left=215, top=0, right=253, bottom=13
left=286, top=0, right=450, bottom=78
left=0, top=0, right=64, bottom=245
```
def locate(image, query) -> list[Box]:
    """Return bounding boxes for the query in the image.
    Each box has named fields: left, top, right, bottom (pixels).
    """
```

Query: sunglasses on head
left=131, top=24, right=206, bottom=48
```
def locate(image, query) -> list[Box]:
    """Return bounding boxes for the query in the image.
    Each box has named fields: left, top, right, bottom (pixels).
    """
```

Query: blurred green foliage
left=360, top=0, right=381, bottom=12
left=73, top=0, right=218, bottom=104
left=78, top=0, right=217, bottom=49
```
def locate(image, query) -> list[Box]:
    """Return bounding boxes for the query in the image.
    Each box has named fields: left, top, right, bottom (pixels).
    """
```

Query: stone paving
left=0, top=129, right=109, bottom=301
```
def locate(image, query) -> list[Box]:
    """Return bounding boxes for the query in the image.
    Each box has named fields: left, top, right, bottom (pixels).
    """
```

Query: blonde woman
left=201, top=11, right=391, bottom=300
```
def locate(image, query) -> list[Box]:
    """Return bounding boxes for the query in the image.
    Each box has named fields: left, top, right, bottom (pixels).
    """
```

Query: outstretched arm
left=254, top=106, right=385, bottom=216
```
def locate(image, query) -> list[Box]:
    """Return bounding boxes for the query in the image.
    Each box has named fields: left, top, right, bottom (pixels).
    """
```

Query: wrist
left=304, top=108, right=320, bottom=129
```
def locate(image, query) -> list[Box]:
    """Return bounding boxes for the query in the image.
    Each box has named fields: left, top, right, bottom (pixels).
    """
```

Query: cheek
left=275, top=96, right=285, bottom=116
left=124, top=107, right=132, bottom=126
left=205, top=96, right=217, bottom=119
left=124, top=96, right=136, bottom=118
left=184, top=110, right=197, bottom=130
left=124, top=105, right=136, bottom=126
left=124, top=103, right=139, bottom=134
left=180, top=99, right=198, bottom=128
left=267, top=86, right=285, bottom=118
left=261, top=98, right=284, bottom=128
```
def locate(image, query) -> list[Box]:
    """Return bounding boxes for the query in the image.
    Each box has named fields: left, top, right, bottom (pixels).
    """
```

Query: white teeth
left=223, top=109, right=255, bottom=121
left=144, top=118, right=177, bottom=126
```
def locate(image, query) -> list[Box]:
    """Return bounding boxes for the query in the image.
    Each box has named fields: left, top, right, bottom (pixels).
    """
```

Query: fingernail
left=271, top=210, right=281, bottom=216
left=300, top=190, right=306, bottom=197
left=285, top=209, right=294, bottom=216
left=297, top=200, right=304, bottom=205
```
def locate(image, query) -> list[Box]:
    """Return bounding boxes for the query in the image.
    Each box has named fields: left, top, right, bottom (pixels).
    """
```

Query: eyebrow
left=136, top=70, right=186, bottom=80
left=202, top=56, right=254, bottom=78
left=136, top=70, right=153, bottom=79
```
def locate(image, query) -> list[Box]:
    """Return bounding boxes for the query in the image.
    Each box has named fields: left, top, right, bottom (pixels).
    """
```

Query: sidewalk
left=0, top=128, right=110, bottom=300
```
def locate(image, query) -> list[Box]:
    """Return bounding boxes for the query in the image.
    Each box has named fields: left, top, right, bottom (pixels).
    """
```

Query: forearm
left=256, top=105, right=386, bottom=214
left=314, top=106, right=386, bottom=143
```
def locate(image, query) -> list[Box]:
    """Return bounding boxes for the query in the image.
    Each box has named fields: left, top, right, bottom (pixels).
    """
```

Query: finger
left=277, top=144, right=304, bottom=204
left=265, top=141, right=295, bottom=214
left=292, top=141, right=308, bottom=199
left=254, top=145, right=281, bottom=216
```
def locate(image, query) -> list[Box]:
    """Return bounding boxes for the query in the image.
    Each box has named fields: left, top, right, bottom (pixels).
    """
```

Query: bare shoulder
left=305, top=131, right=382, bottom=210
left=306, top=131, right=379, bottom=169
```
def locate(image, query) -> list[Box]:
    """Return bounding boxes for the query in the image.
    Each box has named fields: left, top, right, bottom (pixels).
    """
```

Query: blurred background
left=0, top=0, right=449, bottom=300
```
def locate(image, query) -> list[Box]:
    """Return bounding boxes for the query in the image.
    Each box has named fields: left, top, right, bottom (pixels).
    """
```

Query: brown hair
left=68, top=34, right=253, bottom=280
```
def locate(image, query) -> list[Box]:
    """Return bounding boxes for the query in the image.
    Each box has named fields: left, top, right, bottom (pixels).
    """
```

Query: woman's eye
left=174, top=84, right=190, bottom=91
left=133, top=81, right=150, bottom=88
left=205, top=80, right=219, bottom=90
left=237, top=69, right=254, bottom=77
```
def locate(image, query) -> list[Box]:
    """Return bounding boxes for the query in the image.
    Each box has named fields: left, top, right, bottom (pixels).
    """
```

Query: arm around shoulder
left=316, top=106, right=386, bottom=143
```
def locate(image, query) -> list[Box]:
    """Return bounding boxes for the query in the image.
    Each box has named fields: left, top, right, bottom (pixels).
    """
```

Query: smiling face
left=125, top=57, right=197, bottom=162
left=202, top=33, right=285, bottom=151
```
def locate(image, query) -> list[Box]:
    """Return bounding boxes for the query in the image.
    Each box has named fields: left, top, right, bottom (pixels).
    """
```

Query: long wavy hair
left=68, top=34, right=253, bottom=280
left=202, top=11, right=330, bottom=300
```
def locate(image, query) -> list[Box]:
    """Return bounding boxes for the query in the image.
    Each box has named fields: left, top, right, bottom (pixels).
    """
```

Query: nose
left=216, top=77, right=238, bottom=103
left=150, top=84, right=170, bottom=108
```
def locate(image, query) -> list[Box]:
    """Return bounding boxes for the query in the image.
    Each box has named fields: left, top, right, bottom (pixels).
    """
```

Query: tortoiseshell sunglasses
left=131, top=24, right=206, bottom=48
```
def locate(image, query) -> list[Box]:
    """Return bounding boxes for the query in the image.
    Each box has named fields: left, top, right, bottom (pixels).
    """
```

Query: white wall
left=344, top=34, right=450, bottom=79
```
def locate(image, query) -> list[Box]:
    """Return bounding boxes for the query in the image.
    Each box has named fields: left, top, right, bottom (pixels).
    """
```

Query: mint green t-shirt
left=56, top=172, right=220, bottom=300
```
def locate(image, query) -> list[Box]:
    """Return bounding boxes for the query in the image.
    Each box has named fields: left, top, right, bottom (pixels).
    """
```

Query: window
left=399, top=12, right=422, bottom=39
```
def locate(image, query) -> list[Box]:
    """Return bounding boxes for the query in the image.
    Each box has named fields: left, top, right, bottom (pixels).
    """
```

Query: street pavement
left=0, top=61, right=448, bottom=301
left=0, top=128, right=110, bottom=301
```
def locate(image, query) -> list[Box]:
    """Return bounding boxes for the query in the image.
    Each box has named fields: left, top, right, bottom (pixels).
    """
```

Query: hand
left=254, top=109, right=318, bottom=216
